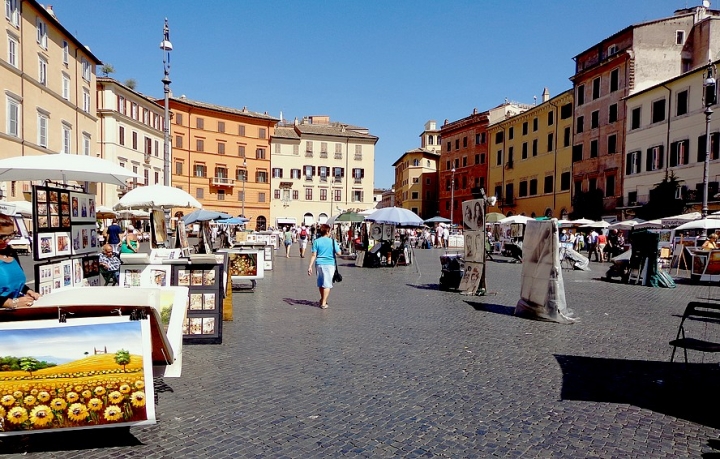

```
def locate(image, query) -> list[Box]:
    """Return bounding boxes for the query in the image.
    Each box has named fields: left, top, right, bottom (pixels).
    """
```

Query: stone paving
left=3, top=245, right=720, bottom=457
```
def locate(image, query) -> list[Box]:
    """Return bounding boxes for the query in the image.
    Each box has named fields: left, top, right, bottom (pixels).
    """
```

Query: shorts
left=316, top=264, right=335, bottom=289
left=299, top=238, right=308, bottom=249
left=284, top=240, right=292, bottom=247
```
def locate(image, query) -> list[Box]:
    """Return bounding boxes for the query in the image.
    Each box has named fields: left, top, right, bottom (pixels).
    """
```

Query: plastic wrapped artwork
left=515, top=219, right=577, bottom=324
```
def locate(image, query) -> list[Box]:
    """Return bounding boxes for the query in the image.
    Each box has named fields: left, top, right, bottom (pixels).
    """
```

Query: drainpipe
left=549, top=99, right=560, bottom=216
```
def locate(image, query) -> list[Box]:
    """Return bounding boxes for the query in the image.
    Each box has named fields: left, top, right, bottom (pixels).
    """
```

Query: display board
left=173, top=263, right=224, bottom=344
left=119, top=265, right=172, bottom=288
left=35, top=254, right=101, bottom=294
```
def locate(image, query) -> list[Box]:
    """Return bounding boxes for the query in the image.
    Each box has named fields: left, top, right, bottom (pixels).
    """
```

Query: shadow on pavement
left=283, top=298, right=319, bottom=308
left=555, top=354, right=720, bottom=429
left=0, top=427, right=142, bottom=454
left=405, top=283, right=439, bottom=290
left=465, top=301, right=515, bottom=316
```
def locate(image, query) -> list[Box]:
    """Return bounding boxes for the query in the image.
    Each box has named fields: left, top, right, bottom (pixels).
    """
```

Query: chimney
left=542, top=87, right=550, bottom=102
left=46, top=5, right=56, bottom=18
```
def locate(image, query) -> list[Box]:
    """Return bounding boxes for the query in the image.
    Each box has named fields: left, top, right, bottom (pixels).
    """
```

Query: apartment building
left=269, top=116, right=377, bottom=227
left=166, top=96, right=277, bottom=230
left=570, top=4, right=720, bottom=218
left=487, top=89, right=574, bottom=219
left=624, top=61, right=720, bottom=215
left=96, top=78, right=165, bottom=207
left=1, top=1, right=101, bottom=198
left=439, top=103, right=530, bottom=226
left=392, top=148, right=440, bottom=219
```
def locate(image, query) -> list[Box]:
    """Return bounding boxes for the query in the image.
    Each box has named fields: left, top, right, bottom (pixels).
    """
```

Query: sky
left=50, top=0, right=698, bottom=188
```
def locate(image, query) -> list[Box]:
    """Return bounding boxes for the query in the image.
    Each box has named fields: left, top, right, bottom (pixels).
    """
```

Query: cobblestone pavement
left=3, top=246, right=720, bottom=457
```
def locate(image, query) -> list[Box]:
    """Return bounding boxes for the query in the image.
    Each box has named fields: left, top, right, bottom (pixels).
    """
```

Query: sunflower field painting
left=0, top=316, right=156, bottom=436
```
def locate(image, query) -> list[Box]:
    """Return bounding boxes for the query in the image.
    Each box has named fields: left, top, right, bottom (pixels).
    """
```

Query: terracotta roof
left=272, top=127, right=300, bottom=140
left=392, top=148, right=441, bottom=167
left=168, top=97, right=279, bottom=122
left=294, top=123, right=378, bottom=141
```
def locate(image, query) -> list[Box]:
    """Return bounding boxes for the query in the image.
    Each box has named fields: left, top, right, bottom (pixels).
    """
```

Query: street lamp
left=702, top=59, right=717, bottom=219
left=241, top=159, right=247, bottom=217
left=160, top=18, right=172, bottom=187
left=449, top=167, right=456, bottom=232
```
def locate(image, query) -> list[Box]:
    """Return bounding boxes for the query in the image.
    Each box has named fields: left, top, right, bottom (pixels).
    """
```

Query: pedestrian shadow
left=282, top=298, right=319, bottom=308
left=465, top=301, right=515, bottom=316
left=405, top=283, right=439, bottom=290
left=555, top=354, right=720, bottom=429
left=0, top=427, right=143, bottom=454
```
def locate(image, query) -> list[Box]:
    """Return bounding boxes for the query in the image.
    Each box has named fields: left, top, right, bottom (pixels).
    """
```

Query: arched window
left=545, top=208, right=554, bottom=218
left=303, top=212, right=314, bottom=226
left=255, top=216, right=267, bottom=231
left=318, top=213, right=328, bottom=224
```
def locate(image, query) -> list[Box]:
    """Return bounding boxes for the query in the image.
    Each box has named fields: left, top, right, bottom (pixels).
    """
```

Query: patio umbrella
left=114, top=185, right=202, bottom=210
left=182, top=209, right=232, bottom=225
left=499, top=215, right=531, bottom=225
left=364, top=207, right=424, bottom=227
left=675, top=218, right=720, bottom=231
left=424, top=216, right=451, bottom=224
left=0, top=153, right=139, bottom=186
left=334, top=211, right=365, bottom=222
left=117, top=209, right=150, bottom=219
left=580, top=221, right=610, bottom=228
left=634, top=219, right=662, bottom=229
left=608, top=218, right=646, bottom=231
left=215, top=217, right=249, bottom=225
left=570, top=218, right=595, bottom=225
left=485, top=212, right=505, bottom=223
left=95, top=205, right=117, bottom=219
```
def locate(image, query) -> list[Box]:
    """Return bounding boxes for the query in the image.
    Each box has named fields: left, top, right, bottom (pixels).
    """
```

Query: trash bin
left=439, top=254, right=464, bottom=290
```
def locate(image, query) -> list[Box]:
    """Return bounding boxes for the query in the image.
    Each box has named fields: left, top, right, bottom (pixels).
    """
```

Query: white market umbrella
left=0, top=153, right=138, bottom=187
left=675, top=218, right=720, bottom=231
left=95, top=205, right=117, bottom=219
left=580, top=220, right=611, bottom=229
left=359, top=208, right=377, bottom=216
left=570, top=218, right=595, bottom=225
left=499, top=215, right=531, bottom=225
left=364, top=207, right=424, bottom=227
left=117, top=209, right=150, bottom=219
left=634, top=219, right=662, bottom=229
left=608, top=219, right=645, bottom=231
left=0, top=200, right=33, bottom=218
left=114, top=185, right=202, bottom=210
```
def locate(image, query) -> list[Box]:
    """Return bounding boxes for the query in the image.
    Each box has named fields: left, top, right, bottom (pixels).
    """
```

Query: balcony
left=210, top=177, right=235, bottom=187
left=334, top=153, right=343, bottom=160
left=320, top=151, right=328, bottom=159
left=354, top=154, right=362, bottom=161
left=305, top=151, right=313, bottom=158
left=354, top=178, right=362, bottom=184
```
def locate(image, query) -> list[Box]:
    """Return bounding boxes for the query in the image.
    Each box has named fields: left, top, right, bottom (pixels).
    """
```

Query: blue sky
left=51, top=0, right=693, bottom=188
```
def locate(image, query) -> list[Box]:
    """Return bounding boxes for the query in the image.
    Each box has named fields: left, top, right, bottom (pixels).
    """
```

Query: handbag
left=332, top=241, right=342, bottom=283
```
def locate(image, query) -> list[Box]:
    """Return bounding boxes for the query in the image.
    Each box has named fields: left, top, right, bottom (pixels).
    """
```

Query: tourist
left=307, top=224, right=341, bottom=309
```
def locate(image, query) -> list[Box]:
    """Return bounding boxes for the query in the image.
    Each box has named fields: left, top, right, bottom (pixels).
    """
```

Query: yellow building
left=167, top=96, right=278, bottom=230
left=392, top=148, right=440, bottom=219
left=487, top=89, right=574, bottom=219
left=0, top=1, right=101, bottom=198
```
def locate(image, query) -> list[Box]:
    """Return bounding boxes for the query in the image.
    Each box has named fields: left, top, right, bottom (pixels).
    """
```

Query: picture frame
left=219, top=249, right=265, bottom=280
left=37, top=234, right=56, bottom=260
left=382, top=223, right=394, bottom=241
left=55, top=231, right=71, bottom=256
left=150, top=210, right=168, bottom=248
left=69, top=191, right=96, bottom=223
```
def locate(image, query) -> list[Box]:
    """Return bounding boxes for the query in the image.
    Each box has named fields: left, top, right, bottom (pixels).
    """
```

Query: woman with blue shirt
left=0, top=213, right=39, bottom=310
left=307, top=224, right=341, bottom=309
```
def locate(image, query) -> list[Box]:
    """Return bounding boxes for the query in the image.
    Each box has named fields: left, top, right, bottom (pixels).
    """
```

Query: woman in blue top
left=307, top=224, right=341, bottom=309
left=0, top=213, right=39, bottom=310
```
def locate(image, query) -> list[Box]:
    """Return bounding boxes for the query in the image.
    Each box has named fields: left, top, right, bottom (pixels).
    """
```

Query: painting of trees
left=114, top=349, right=131, bottom=372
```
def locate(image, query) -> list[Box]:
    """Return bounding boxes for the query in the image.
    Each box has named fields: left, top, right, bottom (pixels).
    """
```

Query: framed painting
left=55, top=231, right=71, bottom=257
left=152, top=287, right=189, bottom=377
left=220, top=249, right=265, bottom=280
left=0, top=316, right=156, bottom=436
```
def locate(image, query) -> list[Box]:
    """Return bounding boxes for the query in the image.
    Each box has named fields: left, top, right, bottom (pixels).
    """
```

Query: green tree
left=114, top=349, right=131, bottom=372
left=570, top=188, right=604, bottom=221
left=100, top=63, right=115, bottom=77
left=637, top=172, right=685, bottom=220
left=19, top=357, right=40, bottom=378
left=124, top=79, right=137, bottom=90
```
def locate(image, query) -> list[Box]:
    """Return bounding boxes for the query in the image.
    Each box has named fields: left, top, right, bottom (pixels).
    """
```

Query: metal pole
left=703, top=106, right=713, bottom=218
left=450, top=168, right=456, bottom=232
left=241, top=159, right=246, bottom=217
left=161, top=19, right=172, bottom=187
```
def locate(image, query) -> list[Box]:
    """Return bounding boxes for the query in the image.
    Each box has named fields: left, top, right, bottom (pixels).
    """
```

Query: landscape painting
left=0, top=316, right=156, bottom=436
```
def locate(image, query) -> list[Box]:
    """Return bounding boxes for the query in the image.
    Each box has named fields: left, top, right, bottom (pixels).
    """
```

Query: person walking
left=307, top=224, right=341, bottom=309
left=104, top=219, right=123, bottom=253
left=283, top=226, right=293, bottom=257
left=298, top=225, right=309, bottom=258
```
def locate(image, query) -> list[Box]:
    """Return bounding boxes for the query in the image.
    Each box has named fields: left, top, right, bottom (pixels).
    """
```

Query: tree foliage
left=124, top=79, right=137, bottom=90
left=637, top=172, right=684, bottom=220
left=114, top=349, right=131, bottom=372
left=0, top=356, right=56, bottom=372
left=570, top=189, right=604, bottom=221
left=100, top=63, right=115, bottom=77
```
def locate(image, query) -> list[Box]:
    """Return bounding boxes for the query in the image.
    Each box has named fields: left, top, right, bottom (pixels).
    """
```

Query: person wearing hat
left=560, top=229, right=568, bottom=242
left=120, top=224, right=139, bottom=253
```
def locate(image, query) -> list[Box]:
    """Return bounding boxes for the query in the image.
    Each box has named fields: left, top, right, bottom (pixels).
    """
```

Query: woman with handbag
left=307, top=224, right=341, bottom=309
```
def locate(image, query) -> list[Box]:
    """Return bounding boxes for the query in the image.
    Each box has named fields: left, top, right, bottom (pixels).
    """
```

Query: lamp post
left=160, top=19, right=172, bottom=187
left=702, top=59, right=717, bottom=219
left=449, top=167, right=456, bottom=233
left=241, top=159, right=247, bottom=217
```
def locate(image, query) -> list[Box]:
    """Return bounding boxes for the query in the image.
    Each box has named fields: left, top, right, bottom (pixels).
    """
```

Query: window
left=547, top=133, right=554, bottom=152
left=522, top=122, right=528, bottom=135
left=62, top=74, right=70, bottom=100
left=38, top=57, right=47, bottom=85
left=626, top=151, right=642, bottom=175
left=606, top=175, right=615, bottom=198
left=519, top=180, right=528, bottom=197
left=6, top=96, right=20, bottom=137
left=236, top=169, right=247, bottom=181
left=119, top=126, right=125, bottom=146
left=576, top=116, right=584, bottom=133
left=610, top=68, right=619, bottom=92
left=631, top=107, right=641, bottom=130
left=590, top=139, right=598, bottom=158
left=608, top=104, right=618, bottom=123
left=463, top=136, right=467, bottom=148
left=175, top=135, right=183, bottom=148
left=495, top=132, right=503, bottom=144
left=131, top=103, right=138, bottom=119
left=274, top=189, right=281, bottom=200
left=332, top=167, right=344, bottom=179
left=218, top=121, right=225, bottom=133
left=589, top=178, right=597, bottom=192
left=293, top=145, right=299, bottom=155
left=154, top=171, right=159, bottom=184
left=218, top=143, right=225, bottom=155
left=676, top=30, right=685, bottom=45
left=320, top=188, right=327, bottom=201
left=474, top=154, right=480, bottom=165
left=508, top=127, right=514, bottom=140
left=533, top=118, right=538, bottom=132
left=7, top=35, right=17, bottom=67
left=304, top=165, right=315, bottom=179
left=6, top=0, right=19, bottom=26
left=698, top=133, right=720, bottom=161
left=608, top=134, right=617, bottom=154
left=677, top=90, right=688, bottom=116
left=238, top=145, right=246, bottom=157
left=305, top=188, right=312, bottom=200
left=144, top=169, right=149, bottom=186
left=196, top=188, right=204, bottom=199
left=61, top=125, right=71, bottom=154
left=532, top=139, right=538, bottom=157
left=334, top=189, right=341, bottom=201
left=548, top=111, right=554, bottom=126
left=175, top=161, right=183, bottom=175
left=560, top=172, right=571, bottom=191
left=256, top=148, right=266, bottom=159
left=256, top=171, right=268, bottom=183
left=271, top=168, right=283, bottom=179
left=496, top=150, right=503, bottom=166
left=132, top=131, right=138, bottom=150
left=175, top=113, right=183, bottom=125
left=455, top=139, right=459, bottom=150
left=561, top=103, right=572, bottom=119
left=446, top=141, right=451, bottom=152
left=217, top=190, right=225, bottom=200
left=462, top=156, right=467, bottom=167
left=646, top=146, right=664, bottom=171
left=563, top=127, right=571, bottom=147
left=652, top=99, right=666, bottom=124
left=572, top=144, right=583, bottom=162
left=592, top=77, right=600, bottom=99
left=293, top=190, right=299, bottom=200
left=81, top=58, right=91, bottom=81
left=290, top=169, right=301, bottom=179
left=591, top=110, right=599, bottom=129
left=352, top=168, right=364, bottom=181
left=194, top=164, right=207, bottom=177
left=196, top=139, right=204, bottom=152
left=507, top=147, right=514, bottom=165
left=576, top=85, right=585, bottom=106
left=258, top=128, right=266, bottom=139
left=670, top=140, right=689, bottom=167
left=36, top=17, right=47, bottom=48
left=353, top=190, right=363, bottom=202
left=411, top=191, right=419, bottom=200
left=83, top=88, right=90, bottom=112
left=38, top=113, right=48, bottom=147
left=62, top=40, right=68, bottom=65
left=238, top=125, right=245, bottom=136
left=196, top=118, right=204, bottom=129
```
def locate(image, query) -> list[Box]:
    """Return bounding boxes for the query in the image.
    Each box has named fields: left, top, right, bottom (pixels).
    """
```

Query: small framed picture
left=203, top=293, right=216, bottom=310
left=36, top=189, right=47, bottom=203
left=55, top=232, right=71, bottom=256
left=203, top=269, right=216, bottom=286
left=148, top=266, right=170, bottom=287
left=177, top=269, right=190, bottom=286
left=38, top=234, right=56, bottom=259
left=202, top=317, right=216, bottom=335
left=189, top=318, right=203, bottom=334
left=50, top=216, right=60, bottom=228
left=120, top=267, right=143, bottom=287
left=189, top=293, right=203, bottom=310
left=191, top=270, right=203, bottom=286
left=37, top=216, right=48, bottom=228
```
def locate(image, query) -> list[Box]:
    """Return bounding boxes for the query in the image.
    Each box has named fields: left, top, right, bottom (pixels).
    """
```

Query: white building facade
left=270, top=116, right=378, bottom=227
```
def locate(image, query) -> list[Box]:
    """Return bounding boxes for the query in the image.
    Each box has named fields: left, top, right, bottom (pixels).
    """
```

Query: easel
left=672, top=237, right=689, bottom=275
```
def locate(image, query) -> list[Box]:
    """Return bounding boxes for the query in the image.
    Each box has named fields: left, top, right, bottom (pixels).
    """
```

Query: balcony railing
left=320, top=152, right=328, bottom=158
left=354, top=178, right=362, bottom=184
left=211, top=177, right=235, bottom=187
left=334, top=153, right=343, bottom=160
left=354, top=154, right=362, bottom=161
left=305, top=151, right=313, bottom=158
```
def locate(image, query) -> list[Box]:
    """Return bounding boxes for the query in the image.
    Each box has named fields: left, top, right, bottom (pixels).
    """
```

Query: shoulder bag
left=332, top=240, right=342, bottom=283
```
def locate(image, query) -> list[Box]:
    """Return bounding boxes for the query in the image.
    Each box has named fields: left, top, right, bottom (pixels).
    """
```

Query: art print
left=38, top=235, right=55, bottom=259
left=189, top=294, right=202, bottom=310
left=188, top=318, right=202, bottom=334
left=49, top=191, right=58, bottom=203
left=69, top=192, right=96, bottom=223
left=80, top=197, right=88, bottom=218
left=37, top=216, right=48, bottom=229
left=370, top=223, right=382, bottom=241
left=458, top=261, right=484, bottom=294
left=36, top=190, right=47, bottom=203
left=191, top=271, right=203, bottom=286
left=38, top=265, right=53, bottom=283
left=177, top=269, right=190, bottom=286
left=37, top=204, right=47, bottom=216
left=382, top=224, right=394, bottom=241
left=61, top=203, right=70, bottom=215
left=203, top=269, right=216, bottom=286
left=88, top=198, right=95, bottom=218
left=59, top=192, right=69, bottom=205
left=225, top=251, right=264, bottom=279
left=72, top=258, right=83, bottom=285
left=55, top=232, right=71, bottom=256
left=153, top=287, right=189, bottom=377
left=60, top=260, right=73, bottom=288
left=148, top=267, right=170, bottom=287
left=50, top=216, right=60, bottom=228
left=464, top=230, right=485, bottom=263
left=202, top=317, right=216, bottom=335
left=72, top=196, right=79, bottom=217
left=120, top=268, right=143, bottom=287
left=0, top=316, right=156, bottom=436
left=38, top=281, right=52, bottom=296
left=203, top=293, right=216, bottom=310
left=71, top=225, right=98, bottom=255
left=462, top=199, right=485, bottom=231
left=49, top=203, right=59, bottom=215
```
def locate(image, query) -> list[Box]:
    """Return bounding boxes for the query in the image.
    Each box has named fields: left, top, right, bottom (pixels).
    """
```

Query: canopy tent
left=660, top=212, right=701, bottom=227
left=485, top=212, right=506, bottom=223
left=608, top=218, right=646, bottom=231
left=215, top=217, right=249, bottom=225
left=675, top=218, right=720, bottom=231
left=499, top=215, right=531, bottom=225
left=364, top=207, right=424, bottom=227
left=182, top=209, right=232, bottom=225
left=0, top=153, right=139, bottom=187
left=570, top=218, right=594, bottom=225
left=0, top=201, right=32, bottom=218
left=634, top=219, right=662, bottom=229
left=580, top=221, right=610, bottom=229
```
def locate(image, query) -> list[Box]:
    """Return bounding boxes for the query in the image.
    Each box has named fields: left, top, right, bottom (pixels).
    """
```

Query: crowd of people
left=559, top=228, right=626, bottom=262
